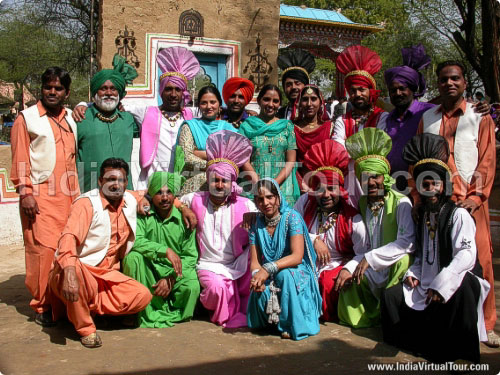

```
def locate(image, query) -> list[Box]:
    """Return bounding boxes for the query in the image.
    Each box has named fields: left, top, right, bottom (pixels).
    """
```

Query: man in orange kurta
left=49, top=158, right=152, bottom=348
left=418, top=61, right=498, bottom=347
left=10, top=67, right=79, bottom=325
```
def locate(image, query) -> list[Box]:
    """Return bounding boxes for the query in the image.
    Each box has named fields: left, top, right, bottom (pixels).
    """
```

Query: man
left=333, top=45, right=388, bottom=146
left=381, top=133, right=490, bottom=364
left=418, top=60, right=499, bottom=347
left=77, top=55, right=138, bottom=192
left=74, top=47, right=200, bottom=189
left=294, top=139, right=369, bottom=321
left=276, top=49, right=316, bottom=119
left=49, top=158, right=152, bottom=348
left=333, top=96, right=349, bottom=120
left=10, top=67, right=79, bottom=326
left=325, top=96, right=338, bottom=120
left=181, top=130, right=256, bottom=328
left=123, top=171, right=200, bottom=328
left=337, top=128, right=415, bottom=328
left=221, top=77, right=256, bottom=128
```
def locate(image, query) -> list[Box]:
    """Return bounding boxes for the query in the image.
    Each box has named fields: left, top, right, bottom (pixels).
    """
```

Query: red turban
left=336, top=45, right=382, bottom=103
left=222, top=77, right=255, bottom=105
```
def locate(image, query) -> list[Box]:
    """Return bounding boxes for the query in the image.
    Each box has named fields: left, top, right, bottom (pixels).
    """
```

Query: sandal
left=485, top=330, right=500, bottom=348
left=81, top=332, right=102, bottom=348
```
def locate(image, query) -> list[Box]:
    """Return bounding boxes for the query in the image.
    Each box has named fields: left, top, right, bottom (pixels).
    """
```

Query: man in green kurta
left=77, top=55, right=138, bottom=192
left=336, top=128, right=415, bottom=328
left=123, top=171, right=200, bottom=328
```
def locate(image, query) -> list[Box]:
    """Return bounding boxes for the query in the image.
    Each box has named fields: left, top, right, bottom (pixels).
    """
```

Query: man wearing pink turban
left=221, top=77, right=256, bottom=128
left=180, top=130, right=257, bottom=328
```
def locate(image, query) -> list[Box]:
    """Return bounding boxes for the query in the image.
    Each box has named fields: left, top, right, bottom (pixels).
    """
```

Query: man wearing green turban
left=76, top=54, right=139, bottom=192
left=122, top=171, right=200, bottom=328
left=336, top=128, right=415, bottom=328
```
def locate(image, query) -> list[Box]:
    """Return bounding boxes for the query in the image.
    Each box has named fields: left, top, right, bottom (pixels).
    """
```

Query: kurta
left=49, top=191, right=152, bottom=336
left=294, top=194, right=369, bottom=321
left=123, top=206, right=200, bottom=328
left=11, top=101, right=79, bottom=313
left=417, top=98, right=497, bottom=331
left=77, top=106, right=137, bottom=192
left=338, top=195, right=415, bottom=328
left=381, top=208, right=490, bottom=363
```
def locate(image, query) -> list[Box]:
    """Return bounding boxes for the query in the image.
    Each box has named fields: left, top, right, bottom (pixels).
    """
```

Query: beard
left=94, top=93, right=119, bottom=112
left=422, top=193, right=446, bottom=213
left=352, top=99, right=371, bottom=111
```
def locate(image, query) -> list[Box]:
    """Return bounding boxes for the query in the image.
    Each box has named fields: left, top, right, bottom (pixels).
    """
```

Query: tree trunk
left=481, top=0, right=500, bottom=102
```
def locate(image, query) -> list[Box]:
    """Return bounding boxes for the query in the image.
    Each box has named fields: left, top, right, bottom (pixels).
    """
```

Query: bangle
left=178, top=203, right=187, bottom=212
left=262, top=262, right=279, bottom=277
left=251, top=269, right=260, bottom=277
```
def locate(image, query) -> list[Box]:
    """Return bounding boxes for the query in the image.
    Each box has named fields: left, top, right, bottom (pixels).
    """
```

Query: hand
left=425, top=289, right=444, bottom=304
left=404, top=276, right=420, bottom=289
left=152, top=276, right=175, bottom=298
left=457, top=199, right=479, bottom=214
left=21, top=194, right=40, bottom=221
left=242, top=212, right=258, bottom=230
left=62, top=266, right=80, bottom=302
left=411, top=201, right=421, bottom=223
left=72, top=105, right=87, bottom=122
left=166, top=248, right=182, bottom=278
left=352, top=257, right=370, bottom=285
left=250, top=269, right=269, bottom=292
left=137, top=197, right=150, bottom=216
left=180, top=205, right=197, bottom=230
left=472, top=101, right=491, bottom=117
left=334, top=268, right=353, bottom=292
left=314, top=237, right=330, bottom=267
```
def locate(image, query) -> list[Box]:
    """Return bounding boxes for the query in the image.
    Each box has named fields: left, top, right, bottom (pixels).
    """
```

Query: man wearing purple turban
left=180, top=130, right=258, bottom=328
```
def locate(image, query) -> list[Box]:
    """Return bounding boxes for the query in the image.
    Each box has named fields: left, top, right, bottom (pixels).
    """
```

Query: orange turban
left=222, top=77, right=255, bottom=105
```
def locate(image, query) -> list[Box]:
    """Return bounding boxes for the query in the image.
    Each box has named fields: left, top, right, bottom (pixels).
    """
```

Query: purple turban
left=384, top=44, right=431, bottom=98
left=205, top=130, right=253, bottom=197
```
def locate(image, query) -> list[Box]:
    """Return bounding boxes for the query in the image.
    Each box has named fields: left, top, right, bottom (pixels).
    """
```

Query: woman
left=239, top=84, right=299, bottom=206
left=247, top=178, right=322, bottom=340
left=292, top=85, right=334, bottom=192
left=176, top=86, right=238, bottom=195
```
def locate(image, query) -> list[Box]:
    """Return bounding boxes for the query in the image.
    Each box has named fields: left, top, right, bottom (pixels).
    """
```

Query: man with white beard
left=77, top=55, right=138, bottom=192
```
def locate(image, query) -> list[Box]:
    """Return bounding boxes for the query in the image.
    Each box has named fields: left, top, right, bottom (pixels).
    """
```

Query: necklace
left=425, top=212, right=437, bottom=265
left=425, top=212, right=437, bottom=240
left=161, top=110, right=181, bottom=127
left=368, top=199, right=385, bottom=217
left=318, top=211, right=338, bottom=234
left=211, top=199, right=227, bottom=212
left=352, top=107, right=374, bottom=131
left=264, top=213, right=281, bottom=227
left=262, top=135, right=274, bottom=153
left=96, top=112, right=119, bottom=123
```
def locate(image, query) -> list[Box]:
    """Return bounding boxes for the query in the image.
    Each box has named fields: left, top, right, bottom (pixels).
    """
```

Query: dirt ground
left=1, top=148, right=500, bottom=375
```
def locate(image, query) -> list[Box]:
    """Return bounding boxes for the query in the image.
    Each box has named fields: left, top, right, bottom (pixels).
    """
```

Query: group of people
left=10, top=43, right=498, bottom=366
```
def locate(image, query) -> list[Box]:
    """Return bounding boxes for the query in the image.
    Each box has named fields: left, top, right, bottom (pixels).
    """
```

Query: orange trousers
left=49, top=261, right=152, bottom=336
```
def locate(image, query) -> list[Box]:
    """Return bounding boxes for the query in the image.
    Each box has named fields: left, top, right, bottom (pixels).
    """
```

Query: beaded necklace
left=318, top=210, right=339, bottom=234
left=368, top=198, right=385, bottom=217
left=161, top=110, right=182, bottom=127
left=96, top=112, right=119, bottom=123
left=352, top=107, right=374, bottom=132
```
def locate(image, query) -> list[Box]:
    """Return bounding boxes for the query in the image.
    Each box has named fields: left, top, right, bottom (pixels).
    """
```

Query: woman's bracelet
left=262, top=262, right=279, bottom=277
left=251, top=269, right=260, bottom=277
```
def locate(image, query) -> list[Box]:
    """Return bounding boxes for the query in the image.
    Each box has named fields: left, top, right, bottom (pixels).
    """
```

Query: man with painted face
left=381, top=133, right=491, bottom=364
left=77, top=55, right=138, bottom=192
left=337, top=128, right=415, bottom=328
left=48, top=158, right=152, bottom=348
left=276, top=49, right=316, bottom=120
left=221, top=77, right=257, bottom=128
left=180, top=130, right=257, bottom=328
left=293, top=139, right=369, bottom=321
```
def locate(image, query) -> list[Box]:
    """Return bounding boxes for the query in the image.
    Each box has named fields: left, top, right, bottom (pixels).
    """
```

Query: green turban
left=147, top=171, right=186, bottom=197
left=345, top=127, right=395, bottom=191
left=90, top=54, right=138, bottom=99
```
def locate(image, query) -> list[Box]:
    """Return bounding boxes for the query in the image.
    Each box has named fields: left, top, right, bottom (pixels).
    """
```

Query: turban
left=303, top=139, right=349, bottom=189
left=403, top=133, right=452, bottom=195
left=90, top=54, right=138, bottom=99
left=384, top=44, right=431, bottom=98
left=336, top=45, right=382, bottom=103
left=222, top=77, right=255, bottom=105
left=277, top=49, right=316, bottom=87
left=345, top=128, right=395, bottom=192
left=147, top=171, right=186, bottom=197
left=157, top=47, right=200, bottom=108
left=205, top=130, right=253, bottom=198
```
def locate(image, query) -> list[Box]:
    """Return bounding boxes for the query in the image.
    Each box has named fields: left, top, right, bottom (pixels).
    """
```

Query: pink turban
left=222, top=77, right=255, bottom=105
left=206, top=130, right=253, bottom=197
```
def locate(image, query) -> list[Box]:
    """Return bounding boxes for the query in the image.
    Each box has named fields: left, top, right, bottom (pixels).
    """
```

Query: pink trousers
left=197, top=269, right=251, bottom=328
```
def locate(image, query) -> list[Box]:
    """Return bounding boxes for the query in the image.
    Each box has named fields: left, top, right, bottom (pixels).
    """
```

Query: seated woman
left=176, top=86, right=238, bottom=195
left=292, top=85, right=334, bottom=192
left=247, top=178, right=322, bottom=340
left=239, top=84, right=299, bottom=206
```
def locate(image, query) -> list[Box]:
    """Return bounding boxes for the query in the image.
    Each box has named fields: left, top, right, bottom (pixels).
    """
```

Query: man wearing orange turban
left=221, top=77, right=256, bottom=128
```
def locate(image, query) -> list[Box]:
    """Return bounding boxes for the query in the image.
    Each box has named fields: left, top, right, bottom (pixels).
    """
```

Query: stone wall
left=98, top=0, right=280, bottom=86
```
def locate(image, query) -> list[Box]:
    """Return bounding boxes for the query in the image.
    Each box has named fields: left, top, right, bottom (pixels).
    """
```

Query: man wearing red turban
left=221, top=77, right=256, bottom=128
left=293, top=139, right=369, bottom=321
